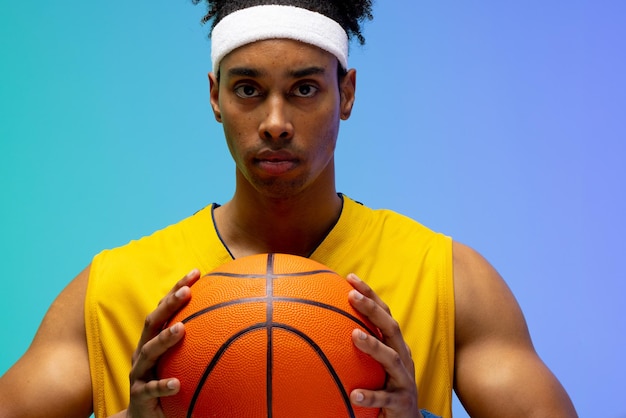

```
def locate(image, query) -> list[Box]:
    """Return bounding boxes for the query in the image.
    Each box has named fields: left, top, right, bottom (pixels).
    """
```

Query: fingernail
left=350, top=289, right=364, bottom=301
left=170, top=322, right=182, bottom=335
left=175, top=287, right=187, bottom=298
left=350, top=273, right=362, bottom=282
left=187, top=268, right=199, bottom=277
left=354, top=391, right=364, bottom=402
left=167, top=379, right=177, bottom=390
left=357, top=329, right=367, bottom=340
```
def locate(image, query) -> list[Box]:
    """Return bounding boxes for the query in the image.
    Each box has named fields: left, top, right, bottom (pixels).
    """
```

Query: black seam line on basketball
left=273, top=323, right=356, bottom=418
left=273, top=297, right=380, bottom=338
left=203, top=269, right=336, bottom=279
left=266, top=253, right=275, bottom=418
left=187, top=322, right=268, bottom=418
left=180, top=297, right=379, bottom=339
left=180, top=297, right=268, bottom=323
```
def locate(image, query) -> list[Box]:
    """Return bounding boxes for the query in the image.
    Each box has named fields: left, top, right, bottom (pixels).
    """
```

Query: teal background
left=1, top=1, right=624, bottom=417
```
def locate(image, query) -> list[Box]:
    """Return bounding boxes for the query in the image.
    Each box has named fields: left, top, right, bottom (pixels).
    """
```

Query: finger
left=137, top=269, right=200, bottom=349
left=348, top=288, right=404, bottom=348
left=158, top=268, right=202, bottom=307
left=352, top=328, right=413, bottom=387
left=350, top=387, right=416, bottom=412
left=346, top=273, right=390, bottom=314
left=131, top=322, right=185, bottom=379
left=349, top=289, right=414, bottom=375
left=155, top=268, right=202, bottom=312
left=130, top=377, right=180, bottom=401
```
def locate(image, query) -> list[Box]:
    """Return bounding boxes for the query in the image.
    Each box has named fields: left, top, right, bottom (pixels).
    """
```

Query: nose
left=258, top=95, right=294, bottom=142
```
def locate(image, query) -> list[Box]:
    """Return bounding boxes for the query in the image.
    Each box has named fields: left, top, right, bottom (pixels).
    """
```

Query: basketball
left=157, top=253, right=386, bottom=418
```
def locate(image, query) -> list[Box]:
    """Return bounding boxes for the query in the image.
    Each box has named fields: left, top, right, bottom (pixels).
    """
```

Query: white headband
left=211, top=5, right=349, bottom=74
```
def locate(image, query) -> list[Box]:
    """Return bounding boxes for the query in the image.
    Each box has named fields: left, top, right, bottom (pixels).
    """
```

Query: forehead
left=219, top=39, right=339, bottom=75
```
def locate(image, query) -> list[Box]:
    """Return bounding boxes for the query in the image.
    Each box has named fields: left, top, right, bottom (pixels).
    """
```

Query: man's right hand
left=123, top=269, right=201, bottom=418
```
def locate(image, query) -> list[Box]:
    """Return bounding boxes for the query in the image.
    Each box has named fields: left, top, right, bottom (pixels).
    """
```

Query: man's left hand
left=346, top=273, right=422, bottom=418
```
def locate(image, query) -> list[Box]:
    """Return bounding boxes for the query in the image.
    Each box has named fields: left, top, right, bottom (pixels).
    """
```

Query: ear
left=339, top=68, right=357, bottom=120
left=209, top=72, right=222, bottom=123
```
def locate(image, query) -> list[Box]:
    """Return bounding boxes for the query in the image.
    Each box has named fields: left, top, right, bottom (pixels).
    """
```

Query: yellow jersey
left=86, top=195, right=454, bottom=417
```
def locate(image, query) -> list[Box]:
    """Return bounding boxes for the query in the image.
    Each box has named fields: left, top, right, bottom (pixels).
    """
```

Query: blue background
left=1, top=1, right=624, bottom=417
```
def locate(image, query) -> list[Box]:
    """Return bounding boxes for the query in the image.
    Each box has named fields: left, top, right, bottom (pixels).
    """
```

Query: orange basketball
left=157, top=253, right=386, bottom=418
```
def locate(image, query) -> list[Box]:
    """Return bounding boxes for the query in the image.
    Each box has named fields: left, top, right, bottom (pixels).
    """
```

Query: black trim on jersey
left=210, top=202, right=236, bottom=260
left=306, top=193, right=344, bottom=257
left=209, top=194, right=346, bottom=259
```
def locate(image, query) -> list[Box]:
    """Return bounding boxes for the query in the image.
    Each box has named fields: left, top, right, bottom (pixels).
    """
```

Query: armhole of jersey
left=441, top=235, right=455, bottom=397
left=85, top=251, right=107, bottom=418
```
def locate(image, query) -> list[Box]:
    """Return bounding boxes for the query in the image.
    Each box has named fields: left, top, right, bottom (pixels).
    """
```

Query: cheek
left=301, top=100, right=340, bottom=130
left=222, top=116, right=262, bottom=166
left=222, top=110, right=256, bottom=143
left=316, top=105, right=341, bottom=140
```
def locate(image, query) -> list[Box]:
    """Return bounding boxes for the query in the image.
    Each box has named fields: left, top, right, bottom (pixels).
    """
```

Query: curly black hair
left=192, top=0, right=373, bottom=45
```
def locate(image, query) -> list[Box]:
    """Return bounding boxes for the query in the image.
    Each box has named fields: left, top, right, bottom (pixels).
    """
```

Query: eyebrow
left=227, top=67, right=262, bottom=78
left=226, top=66, right=326, bottom=79
left=289, top=66, right=326, bottom=78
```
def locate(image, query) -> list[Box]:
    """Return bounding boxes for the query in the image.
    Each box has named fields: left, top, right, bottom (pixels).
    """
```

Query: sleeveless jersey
left=85, top=195, right=454, bottom=417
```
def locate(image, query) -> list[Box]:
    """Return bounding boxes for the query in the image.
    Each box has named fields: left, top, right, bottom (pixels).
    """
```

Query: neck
left=214, top=177, right=342, bottom=259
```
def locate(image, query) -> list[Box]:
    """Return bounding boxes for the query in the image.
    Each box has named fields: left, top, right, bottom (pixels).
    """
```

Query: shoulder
left=38, top=265, right=91, bottom=343
left=343, top=196, right=448, bottom=245
left=85, top=204, right=230, bottom=342
left=91, top=204, right=218, bottom=279
left=452, top=241, right=528, bottom=346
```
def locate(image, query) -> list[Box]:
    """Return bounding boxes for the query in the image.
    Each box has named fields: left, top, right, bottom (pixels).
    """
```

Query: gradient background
left=1, top=1, right=624, bottom=417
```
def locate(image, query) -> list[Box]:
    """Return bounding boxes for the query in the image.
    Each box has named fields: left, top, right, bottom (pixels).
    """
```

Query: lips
left=254, top=150, right=299, bottom=176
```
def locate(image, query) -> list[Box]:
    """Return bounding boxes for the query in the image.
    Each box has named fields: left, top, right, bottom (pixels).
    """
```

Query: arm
left=0, top=266, right=93, bottom=418
left=453, top=241, right=577, bottom=417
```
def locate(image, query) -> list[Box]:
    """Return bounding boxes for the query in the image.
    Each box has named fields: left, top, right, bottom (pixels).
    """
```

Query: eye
left=234, top=84, right=261, bottom=98
left=292, top=83, right=319, bottom=98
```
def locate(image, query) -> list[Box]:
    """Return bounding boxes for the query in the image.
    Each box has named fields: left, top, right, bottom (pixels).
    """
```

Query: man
left=0, top=1, right=577, bottom=417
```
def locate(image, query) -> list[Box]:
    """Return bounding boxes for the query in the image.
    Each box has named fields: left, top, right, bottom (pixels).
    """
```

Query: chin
left=252, top=177, right=310, bottom=200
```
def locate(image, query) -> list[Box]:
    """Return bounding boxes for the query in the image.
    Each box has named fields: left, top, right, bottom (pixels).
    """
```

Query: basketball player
left=0, top=1, right=578, bottom=417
